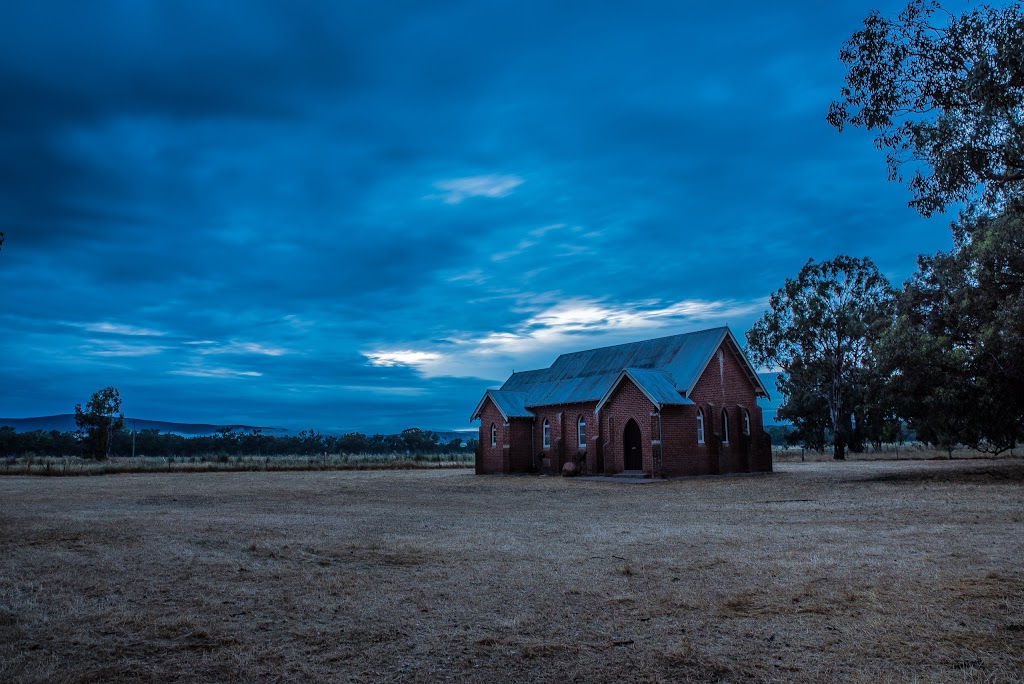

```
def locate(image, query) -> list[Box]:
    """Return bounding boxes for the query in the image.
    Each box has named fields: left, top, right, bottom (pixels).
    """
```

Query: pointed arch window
left=721, top=409, right=730, bottom=444
left=743, top=410, right=751, bottom=436
left=577, top=415, right=586, bottom=448
left=696, top=410, right=705, bottom=444
left=542, top=418, right=551, bottom=449
left=490, top=423, right=497, bottom=447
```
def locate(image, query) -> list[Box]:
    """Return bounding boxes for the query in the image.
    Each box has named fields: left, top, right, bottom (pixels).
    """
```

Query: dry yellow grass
left=2, top=452, right=473, bottom=476
left=1, top=458, right=1023, bottom=682
left=771, top=444, right=1014, bottom=463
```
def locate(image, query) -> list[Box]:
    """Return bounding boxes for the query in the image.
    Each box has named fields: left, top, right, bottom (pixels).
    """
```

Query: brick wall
left=687, top=340, right=772, bottom=475
left=529, top=402, right=598, bottom=474
left=599, top=378, right=657, bottom=475
left=507, top=418, right=534, bottom=472
left=660, top=404, right=715, bottom=476
left=475, top=398, right=535, bottom=473
left=476, top=399, right=506, bottom=474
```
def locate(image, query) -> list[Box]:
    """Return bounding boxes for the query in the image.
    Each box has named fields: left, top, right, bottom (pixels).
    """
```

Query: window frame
left=490, top=422, right=497, bottom=447
left=696, top=409, right=705, bottom=444
left=577, top=415, right=586, bottom=449
left=721, top=409, right=730, bottom=444
left=743, top=410, right=751, bottom=436
left=542, top=418, right=551, bottom=449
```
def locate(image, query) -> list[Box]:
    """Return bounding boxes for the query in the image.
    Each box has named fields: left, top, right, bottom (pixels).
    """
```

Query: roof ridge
left=552, top=326, right=727, bottom=360
left=507, top=367, right=546, bottom=377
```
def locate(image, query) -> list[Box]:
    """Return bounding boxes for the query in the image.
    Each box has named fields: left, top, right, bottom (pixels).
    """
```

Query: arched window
left=577, top=415, right=586, bottom=448
left=721, top=409, right=730, bottom=444
left=743, top=410, right=751, bottom=436
left=490, top=423, right=497, bottom=447
left=696, top=410, right=705, bottom=444
left=542, top=418, right=551, bottom=449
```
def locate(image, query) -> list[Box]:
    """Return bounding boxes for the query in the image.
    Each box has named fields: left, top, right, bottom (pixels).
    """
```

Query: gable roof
left=471, top=326, right=768, bottom=421
left=470, top=390, right=533, bottom=422
left=595, top=367, right=695, bottom=413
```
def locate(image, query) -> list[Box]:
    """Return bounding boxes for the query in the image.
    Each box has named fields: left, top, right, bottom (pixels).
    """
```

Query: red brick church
left=471, top=326, right=772, bottom=477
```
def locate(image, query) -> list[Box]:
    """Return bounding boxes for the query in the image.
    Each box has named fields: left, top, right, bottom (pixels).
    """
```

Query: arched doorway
left=623, top=419, right=643, bottom=471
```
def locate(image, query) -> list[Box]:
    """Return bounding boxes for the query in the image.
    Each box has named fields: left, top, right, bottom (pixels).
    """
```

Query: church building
left=470, top=326, right=772, bottom=477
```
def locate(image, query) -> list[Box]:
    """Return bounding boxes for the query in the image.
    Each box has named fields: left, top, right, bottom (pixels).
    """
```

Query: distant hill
left=0, top=416, right=479, bottom=441
left=0, top=415, right=290, bottom=437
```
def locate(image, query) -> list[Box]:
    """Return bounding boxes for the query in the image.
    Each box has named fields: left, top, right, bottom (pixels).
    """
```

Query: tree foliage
left=746, top=256, right=897, bottom=459
left=774, top=359, right=830, bottom=453
left=74, top=387, right=125, bottom=459
left=400, top=427, right=442, bottom=454
left=0, top=423, right=477, bottom=459
left=828, top=0, right=1024, bottom=216
left=882, top=207, right=1024, bottom=453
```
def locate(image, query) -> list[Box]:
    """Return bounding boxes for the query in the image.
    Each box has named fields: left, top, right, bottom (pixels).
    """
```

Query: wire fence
left=771, top=442, right=1016, bottom=462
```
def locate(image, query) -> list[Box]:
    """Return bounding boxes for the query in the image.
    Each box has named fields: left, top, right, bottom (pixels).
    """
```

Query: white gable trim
left=683, top=328, right=770, bottom=399
left=470, top=391, right=509, bottom=422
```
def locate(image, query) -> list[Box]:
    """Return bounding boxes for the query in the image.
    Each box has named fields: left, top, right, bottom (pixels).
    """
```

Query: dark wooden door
left=623, top=419, right=642, bottom=470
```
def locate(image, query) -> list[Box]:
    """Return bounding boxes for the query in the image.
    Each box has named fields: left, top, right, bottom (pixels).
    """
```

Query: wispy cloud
left=84, top=340, right=167, bottom=357
left=338, top=384, right=427, bottom=396
left=282, top=314, right=316, bottom=331
left=75, top=322, right=166, bottom=337
left=364, top=350, right=443, bottom=368
left=492, top=224, right=594, bottom=261
left=196, top=341, right=288, bottom=356
left=446, top=268, right=488, bottom=284
left=363, top=296, right=765, bottom=379
left=170, top=366, right=263, bottom=379
left=431, top=174, right=523, bottom=204
left=529, top=223, right=566, bottom=237
left=468, top=298, right=759, bottom=357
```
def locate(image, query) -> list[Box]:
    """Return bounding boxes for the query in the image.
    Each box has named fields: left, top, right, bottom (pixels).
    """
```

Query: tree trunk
left=829, top=357, right=845, bottom=461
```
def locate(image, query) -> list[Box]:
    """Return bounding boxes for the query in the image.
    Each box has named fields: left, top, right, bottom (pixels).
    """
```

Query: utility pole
left=132, top=419, right=137, bottom=458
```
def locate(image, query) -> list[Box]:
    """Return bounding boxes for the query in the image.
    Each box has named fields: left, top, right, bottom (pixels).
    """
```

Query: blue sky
left=0, top=1, right=961, bottom=433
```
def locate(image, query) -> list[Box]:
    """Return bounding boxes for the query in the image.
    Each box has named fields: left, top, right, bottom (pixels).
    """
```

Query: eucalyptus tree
left=747, top=257, right=897, bottom=460
left=774, top=357, right=831, bottom=453
left=829, top=0, right=1024, bottom=217
left=884, top=208, right=1024, bottom=454
left=74, top=387, right=126, bottom=459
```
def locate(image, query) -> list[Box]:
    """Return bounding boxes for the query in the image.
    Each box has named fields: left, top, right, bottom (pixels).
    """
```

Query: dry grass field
left=2, top=459, right=1023, bottom=683
left=1, top=453, right=473, bottom=476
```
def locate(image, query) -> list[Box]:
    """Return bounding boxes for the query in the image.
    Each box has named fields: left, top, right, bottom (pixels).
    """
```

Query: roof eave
left=470, top=390, right=509, bottom=423
left=595, top=369, right=685, bottom=414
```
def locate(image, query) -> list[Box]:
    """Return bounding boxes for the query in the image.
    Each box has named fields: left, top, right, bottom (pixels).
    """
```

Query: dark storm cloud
left=0, top=1, right=962, bottom=431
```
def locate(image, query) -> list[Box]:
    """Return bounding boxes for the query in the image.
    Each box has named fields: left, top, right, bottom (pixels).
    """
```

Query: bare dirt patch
left=1, top=460, right=1022, bottom=682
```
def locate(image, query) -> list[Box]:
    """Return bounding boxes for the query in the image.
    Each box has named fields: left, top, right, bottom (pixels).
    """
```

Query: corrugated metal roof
left=498, top=326, right=731, bottom=408
left=488, top=391, right=533, bottom=418
left=470, top=389, right=534, bottom=421
left=622, top=368, right=694, bottom=406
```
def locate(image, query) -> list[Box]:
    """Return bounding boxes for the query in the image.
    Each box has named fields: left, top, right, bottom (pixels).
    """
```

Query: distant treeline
left=0, top=426, right=478, bottom=459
